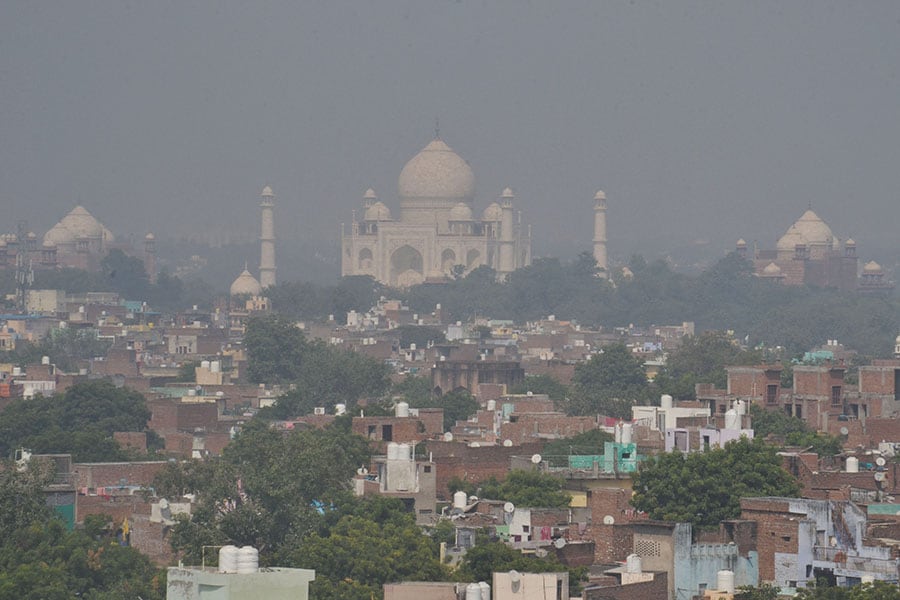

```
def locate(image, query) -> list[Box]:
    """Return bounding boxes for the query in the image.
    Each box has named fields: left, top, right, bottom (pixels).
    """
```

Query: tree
left=735, top=584, right=780, bottom=600
left=458, top=541, right=584, bottom=593
left=0, top=381, right=151, bottom=462
left=570, top=344, right=651, bottom=418
left=473, top=470, right=571, bottom=509
left=101, top=248, right=150, bottom=300
left=403, top=386, right=478, bottom=431
left=795, top=581, right=900, bottom=600
left=749, top=405, right=842, bottom=456
left=510, top=375, right=571, bottom=407
left=243, top=314, right=310, bottom=384
left=631, top=437, right=801, bottom=529
left=656, top=331, right=763, bottom=400
left=163, top=419, right=371, bottom=564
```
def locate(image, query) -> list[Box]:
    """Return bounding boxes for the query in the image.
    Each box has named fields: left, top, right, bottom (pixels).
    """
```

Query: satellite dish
left=840, top=427, right=849, bottom=436
left=503, top=439, right=513, bottom=447
left=875, top=472, right=886, bottom=482
left=554, top=537, right=567, bottom=549
left=503, top=502, right=515, bottom=513
left=535, top=548, right=548, bottom=558
left=531, top=454, right=542, bottom=464
left=443, top=432, right=454, bottom=442
left=603, top=515, right=615, bottom=525
left=876, top=457, right=887, bottom=467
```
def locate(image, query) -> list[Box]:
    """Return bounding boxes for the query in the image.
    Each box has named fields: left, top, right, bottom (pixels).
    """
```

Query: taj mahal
left=340, top=136, right=538, bottom=287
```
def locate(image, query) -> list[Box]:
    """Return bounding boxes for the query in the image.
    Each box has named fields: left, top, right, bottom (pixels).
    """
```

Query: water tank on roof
left=846, top=456, right=859, bottom=473
left=201, top=360, right=210, bottom=369
left=396, top=401, right=410, bottom=418
left=41, top=356, right=49, bottom=366
left=453, top=490, right=467, bottom=510
left=335, top=403, right=346, bottom=416
left=236, top=546, right=259, bottom=574
left=725, top=409, right=740, bottom=431
left=397, top=443, right=411, bottom=460
left=210, top=361, right=220, bottom=373
left=735, top=399, right=746, bottom=415
left=218, top=545, right=239, bottom=573
left=387, top=442, right=400, bottom=460
left=621, top=423, right=633, bottom=444
left=625, top=553, right=642, bottom=574
left=466, top=583, right=481, bottom=600
left=717, top=570, right=735, bottom=594
left=661, top=394, right=673, bottom=409
left=487, top=399, right=497, bottom=411
left=478, top=581, right=490, bottom=600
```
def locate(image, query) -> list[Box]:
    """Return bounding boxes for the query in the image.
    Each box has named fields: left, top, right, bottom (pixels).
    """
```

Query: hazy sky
left=2, top=1, right=899, bottom=268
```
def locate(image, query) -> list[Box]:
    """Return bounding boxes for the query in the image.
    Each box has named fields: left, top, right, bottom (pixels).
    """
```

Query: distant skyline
left=3, top=1, right=899, bottom=270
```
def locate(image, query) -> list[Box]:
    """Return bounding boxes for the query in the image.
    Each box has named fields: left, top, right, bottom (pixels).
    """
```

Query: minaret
left=592, top=190, right=608, bottom=277
left=144, top=233, right=157, bottom=283
left=259, top=185, right=276, bottom=289
left=499, top=187, right=515, bottom=275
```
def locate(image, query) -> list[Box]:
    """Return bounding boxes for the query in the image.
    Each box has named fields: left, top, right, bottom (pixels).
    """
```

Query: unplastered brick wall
left=74, top=461, right=167, bottom=489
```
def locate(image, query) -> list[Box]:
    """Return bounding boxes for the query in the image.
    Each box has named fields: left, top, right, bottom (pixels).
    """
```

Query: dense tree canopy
left=569, top=343, right=652, bottom=418
left=0, top=381, right=151, bottom=462
left=510, top=374, right=571, bottom=407
left=452, top=470, right=572, bottom=509
left=0, top=326, right=112, bottom=372
left=0, top=460, right=164, bottom=600
left=749, top=405, right=843, bottom=456
left=631, top=437, right=801, bottom=529
left=654, top=331, right=763, bottom=400
left=794, top=581, right=900, bottom=600
left=458, top=541, right=584, bottom=593
left=396, top=380, right=478, bottom=430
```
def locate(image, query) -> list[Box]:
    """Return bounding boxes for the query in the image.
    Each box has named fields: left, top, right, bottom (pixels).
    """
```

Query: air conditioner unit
left=314, top=407, right=325, bottom=415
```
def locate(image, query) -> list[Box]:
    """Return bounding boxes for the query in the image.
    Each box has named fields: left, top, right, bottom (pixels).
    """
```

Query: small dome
left=777, top=225, right=808, bottom=252
left=145, top=232, right=155, bottom=240
left=398, top=139, right=475, bottom=202
left=261, top=185, right=274, bottom=197
left=863, top=260, right=882, bottom=274
left=762, top=262, right=783, bottom=276
left=230, top=269, right=262, bottom=296
left=449, top=202, right=474, bottom=221
left=363, top=188, right=377, bottom=201
left=27, top=231, right=36, bottom=239
left=482, top=202, right=502, bottom=222
left=736, top=238, right=747, bottom=247
left=501, top=187, right=515, bottom=199
left=364, top=201, right=392, bottom=221
left=42, top=240, right=56, bottom=248
left=845, top=238, right=856, bottom=247
left=594, top=190, right=607, bottom=201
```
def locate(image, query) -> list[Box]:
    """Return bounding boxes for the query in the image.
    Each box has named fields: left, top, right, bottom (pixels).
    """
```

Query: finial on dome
left=434, top=117, right=440, bottom=140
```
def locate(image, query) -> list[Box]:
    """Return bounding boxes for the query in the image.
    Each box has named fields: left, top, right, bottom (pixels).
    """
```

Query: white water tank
left=466, top=583, right=482, bottom=600
left=211, top=361, right=220, bottom=373
left=614, top=422, right=622, bottom=443
left=621, top=423, right=633, bottom=444
left=218, top=545, right=239, bottom=573
left=236, top=546, right=259, bottom=574
left=395, top=401, right=410, bottom=418
left=387, top=442, right=400, bottom=460
left=717, top=570, right=735, bottom=594
left=725, top=409, right=740, bottom=431
left=397, top=443, right=411, bottom=460
left=478, top=581, right=490, bottom=600
left=487, top=399, right=497, bottom=411
left=41, top=356, right=50, bottom=365
left=335, top=403, right=347, bottom=416
left=735, top=399, right=746, bottom=415
left=625, top=553, right=642, bottom=574
left=201, top=360, right=210, bottom=370
left=453, top=490, right=468, bottom=510
left=846, top=456, right=859, bottom=473
left=660, top=394, right=673, bottom=409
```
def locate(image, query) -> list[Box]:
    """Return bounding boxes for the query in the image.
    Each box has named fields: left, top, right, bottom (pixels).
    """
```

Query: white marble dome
left=482, top=202, right=502, bottom=222
left=792, top=209, right=834, bottom=246
left=230, top=269, right=262, bottom=296
left=449, top=202, right=474, bottom=221
left=398, top=139, right=475, bottom=202
left=364, top=201, right=392, bottom=221
left=777, top=225, right=807, bottom=252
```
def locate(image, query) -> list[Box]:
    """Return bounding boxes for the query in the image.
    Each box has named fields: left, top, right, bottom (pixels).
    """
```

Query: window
left=423, top=466, right=432, bottom=473
left=367, top=425, right=377, bottom=439
left=767, top=384, right=778, bottom=404
left=832, top=386, right=842, bottom=406
left=382, top=424, right=393, bottom=441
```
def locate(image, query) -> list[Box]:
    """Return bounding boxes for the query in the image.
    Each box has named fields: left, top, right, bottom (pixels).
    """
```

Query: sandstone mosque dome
left=230, top=268, right=262, bottom=296
left=398, top=138, right=475, bottom=202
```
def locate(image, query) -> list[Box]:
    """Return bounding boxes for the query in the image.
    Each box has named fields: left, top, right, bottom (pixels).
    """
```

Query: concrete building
left=166, top=564, right=315, bottom=600
left=341, top=136, right=532, bottom=285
